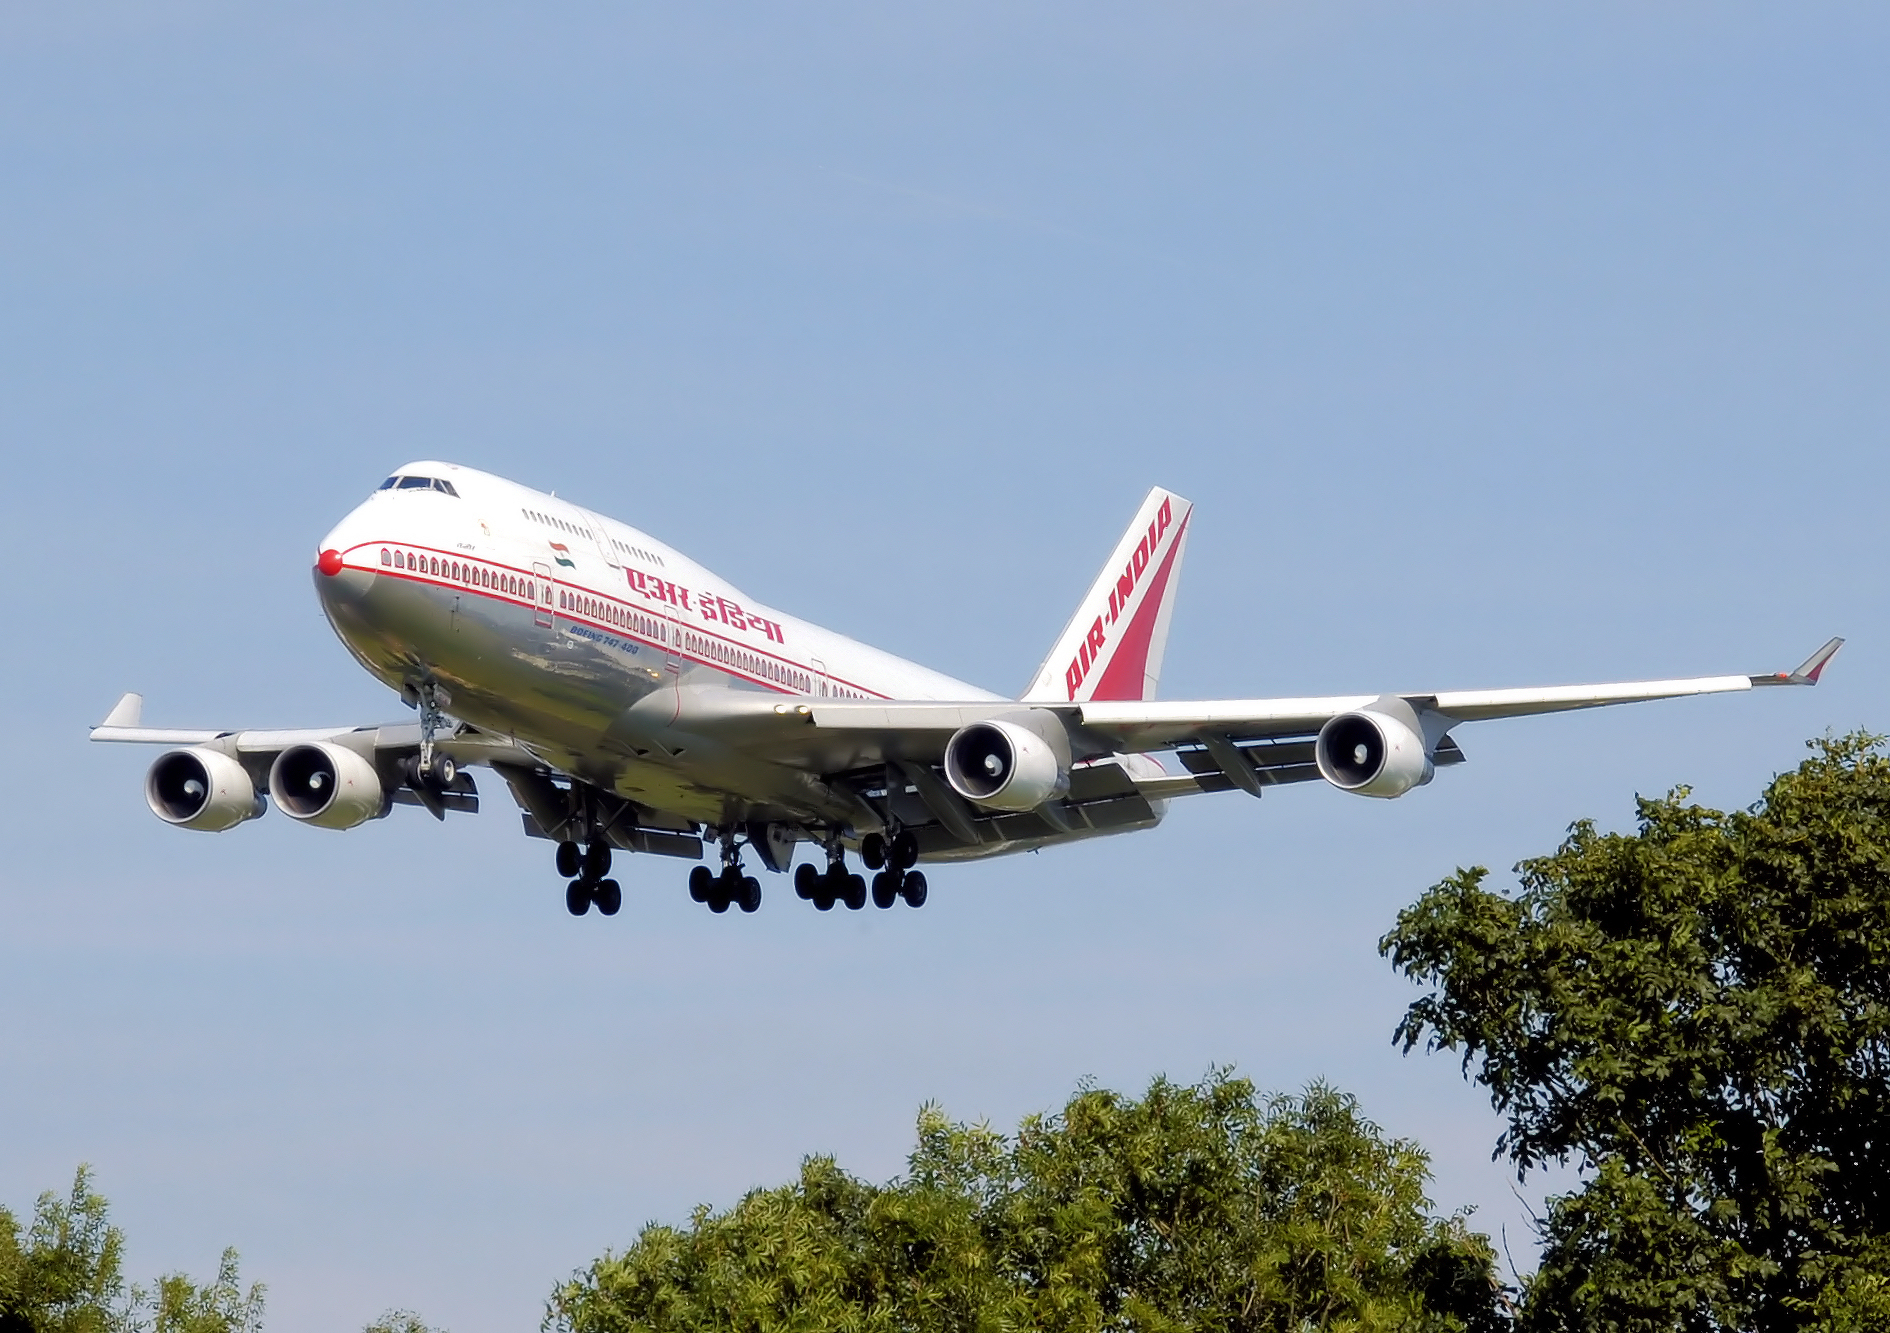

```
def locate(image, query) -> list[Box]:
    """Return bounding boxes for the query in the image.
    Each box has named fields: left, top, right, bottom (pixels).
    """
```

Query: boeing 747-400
left=91, top=463, right=1842, bottom=917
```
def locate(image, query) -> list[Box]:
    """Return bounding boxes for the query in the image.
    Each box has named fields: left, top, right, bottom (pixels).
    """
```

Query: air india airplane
left=91, top=462, right=1842, bottom=918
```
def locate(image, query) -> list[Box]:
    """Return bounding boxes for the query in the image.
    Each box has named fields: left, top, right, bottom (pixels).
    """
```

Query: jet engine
left=146, top=747, right=264, bottom=832
left=268, top=742, right=386, bottom=829
left=1315, top=707, right=1434, bottom=799
left=943, top=712, right=1071, bottom=812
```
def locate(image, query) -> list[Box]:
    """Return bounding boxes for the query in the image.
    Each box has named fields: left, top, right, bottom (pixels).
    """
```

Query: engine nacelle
left=146, top=747, right=264, bottom=832
left=1315, top=708, right=1434, bottom=799
left=943, top=713, right=1071, bottom=812
left=268, top=742, right=385, bottom=830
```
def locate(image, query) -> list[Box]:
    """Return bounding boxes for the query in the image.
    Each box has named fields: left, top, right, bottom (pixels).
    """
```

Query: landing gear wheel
left=738, top=876, right=761, bottom=913
left=900, top=870, right=928, bottom=908
left=565, top=881, right=591, bottom=916
left=861, top=833, right=886, bottom=871
left=689, top=865, right=714, bottom=903
left=595, top=879, right=622, bottom=916
left=431, top=755, right=458, bottom=786
left=843, top=873, right=867, bottom=911
left=795, top=863, right=820, bottom=900
left=871, top=871, right=899, bottom=910
left=814, top=888, right=837, bottom=911
left=556, top=841, right=582, bottom=879
left=707, top=867, right=740, bottom=914
left=891, top=830, right=919, bottom=869
left=583, top=843, right=613, bottom=879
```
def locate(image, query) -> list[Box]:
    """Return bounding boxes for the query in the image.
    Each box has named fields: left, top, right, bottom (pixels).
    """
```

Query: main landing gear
left=688, top=830, right=762, bottom=914
left=558, top=839, right=621, bottom=917
left=795, top=830, right=927, bottom=911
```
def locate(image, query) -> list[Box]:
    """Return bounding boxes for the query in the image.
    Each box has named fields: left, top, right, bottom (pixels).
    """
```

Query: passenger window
left=380, top=549, right=391, bottom=565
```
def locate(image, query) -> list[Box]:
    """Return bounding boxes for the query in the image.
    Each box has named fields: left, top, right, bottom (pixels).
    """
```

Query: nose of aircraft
left=312, top=505, right=380, bottom=614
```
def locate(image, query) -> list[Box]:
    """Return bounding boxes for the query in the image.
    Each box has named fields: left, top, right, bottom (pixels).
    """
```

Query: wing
left=758, top=638, right=1843, bottom=802
left=90, top=691, right=518, bottom=821
left=90, top=692, right=707, bottom=856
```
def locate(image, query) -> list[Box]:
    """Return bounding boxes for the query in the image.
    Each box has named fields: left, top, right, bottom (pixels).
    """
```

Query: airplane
left=91, top=462, right=1843, bottom=918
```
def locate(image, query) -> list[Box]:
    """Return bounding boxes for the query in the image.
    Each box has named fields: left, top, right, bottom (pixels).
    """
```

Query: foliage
left=0, top=1166, right=127, bottom=1333
left=137, top=1251, right=264, bottom=1333
left=546, top=1070, right=1505, bottom=1333
left=363, top=1311, right=445, bottom=1333
left=0, top=1168, right=262, bottom=1333
left=1383, top=733, right=1890, bottom=1332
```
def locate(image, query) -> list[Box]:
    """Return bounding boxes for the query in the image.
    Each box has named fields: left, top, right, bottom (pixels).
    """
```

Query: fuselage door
left=811, top=657, right=829, bottom=697
left=580, top=509, right=621, bottom=569
left=532, top=562, right=555, bottom=629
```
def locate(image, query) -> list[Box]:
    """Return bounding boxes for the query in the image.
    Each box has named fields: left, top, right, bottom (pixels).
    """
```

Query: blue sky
left=2, top=3, right=1886, bottom=1328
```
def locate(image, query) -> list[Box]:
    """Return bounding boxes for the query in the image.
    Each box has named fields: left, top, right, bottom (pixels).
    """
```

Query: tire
left=556, top=841, right=582, bottom=879
left=861, top=833, right=886, bottom=871
left=814, top=892, right=836, bottom=911
left=843, top=873, right=867, bottom=911
left=565, top=880, right=590, bottom=916
left=709, top=895, right=730, bottom=914
left=584, top=842, right=613, bottom=879
left=738, top=876, right=761, bottom=913
left=689, top=865, right=714, bottom=903
left=871, top=872, right=898, bottom=910
left=595, top=879, right=622, bottom=916
left=892, top=830, right=919, bottom=870
left=901, top=870, right=928, bottom=908
left=794, top=863, right=820, bottom=900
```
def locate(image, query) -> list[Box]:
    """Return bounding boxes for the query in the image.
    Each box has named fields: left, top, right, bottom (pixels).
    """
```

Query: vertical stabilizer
left=1022, top=488, right=1192, bottom=703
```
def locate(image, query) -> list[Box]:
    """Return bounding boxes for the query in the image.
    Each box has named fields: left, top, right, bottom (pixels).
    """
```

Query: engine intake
left=146, top=748, right=264, bottom=832
left=268, top=742, right=386, bottom=829
left=943, top=712, right=1071, bottom=812
left=1315, top=707, right=1434, bottom=799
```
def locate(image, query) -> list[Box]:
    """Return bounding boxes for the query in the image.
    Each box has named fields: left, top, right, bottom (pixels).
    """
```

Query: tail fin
left=1022, top=487, right=1193, bottom=703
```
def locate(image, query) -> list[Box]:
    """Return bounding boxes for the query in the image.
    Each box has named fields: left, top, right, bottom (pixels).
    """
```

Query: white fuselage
left=314, top=461, right=1007, bottom=830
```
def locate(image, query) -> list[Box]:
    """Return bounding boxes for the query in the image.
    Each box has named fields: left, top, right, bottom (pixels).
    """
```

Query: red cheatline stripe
left=334, top=544, right=888, bottom=700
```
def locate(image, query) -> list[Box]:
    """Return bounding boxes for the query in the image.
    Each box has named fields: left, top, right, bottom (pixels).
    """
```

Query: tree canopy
left=0, top=1167, right=264, bottom=1333
left=547, top=1070, right=1504, bottom=1333
left=1383, top=733, right=1890, bottom=1332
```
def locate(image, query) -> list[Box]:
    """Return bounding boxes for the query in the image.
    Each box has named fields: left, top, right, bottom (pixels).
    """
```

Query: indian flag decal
left=548, top=542, right=576, bottom=568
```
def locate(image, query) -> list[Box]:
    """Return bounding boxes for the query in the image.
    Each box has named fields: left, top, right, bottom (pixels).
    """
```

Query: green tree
left=0, top=1169, right=262, bottom=1333
left=546, top=1071, right=1505, bottom=1333
left=0, top=1166, right=127, bottom=1333
left=137, top=1250, right=264, bottom=1333
left=363, top=1312, right=445, bottom=1333
left=1382, top=733, right=1890, bottom=1332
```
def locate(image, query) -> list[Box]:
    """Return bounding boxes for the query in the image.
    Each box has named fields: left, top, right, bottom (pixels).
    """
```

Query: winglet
left=100, top=692, right=143, bottom=728
left=1751, top=637, right=1844, bottom=687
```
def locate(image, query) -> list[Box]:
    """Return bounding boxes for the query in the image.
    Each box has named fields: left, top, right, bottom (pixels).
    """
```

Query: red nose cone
left=317, top=548, right=345, bottom=577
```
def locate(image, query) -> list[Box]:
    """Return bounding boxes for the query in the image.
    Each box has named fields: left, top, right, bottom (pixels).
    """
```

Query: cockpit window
left=382, top=474, right=459, bottom=496
left=381, top=478, right=459, bottom=499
